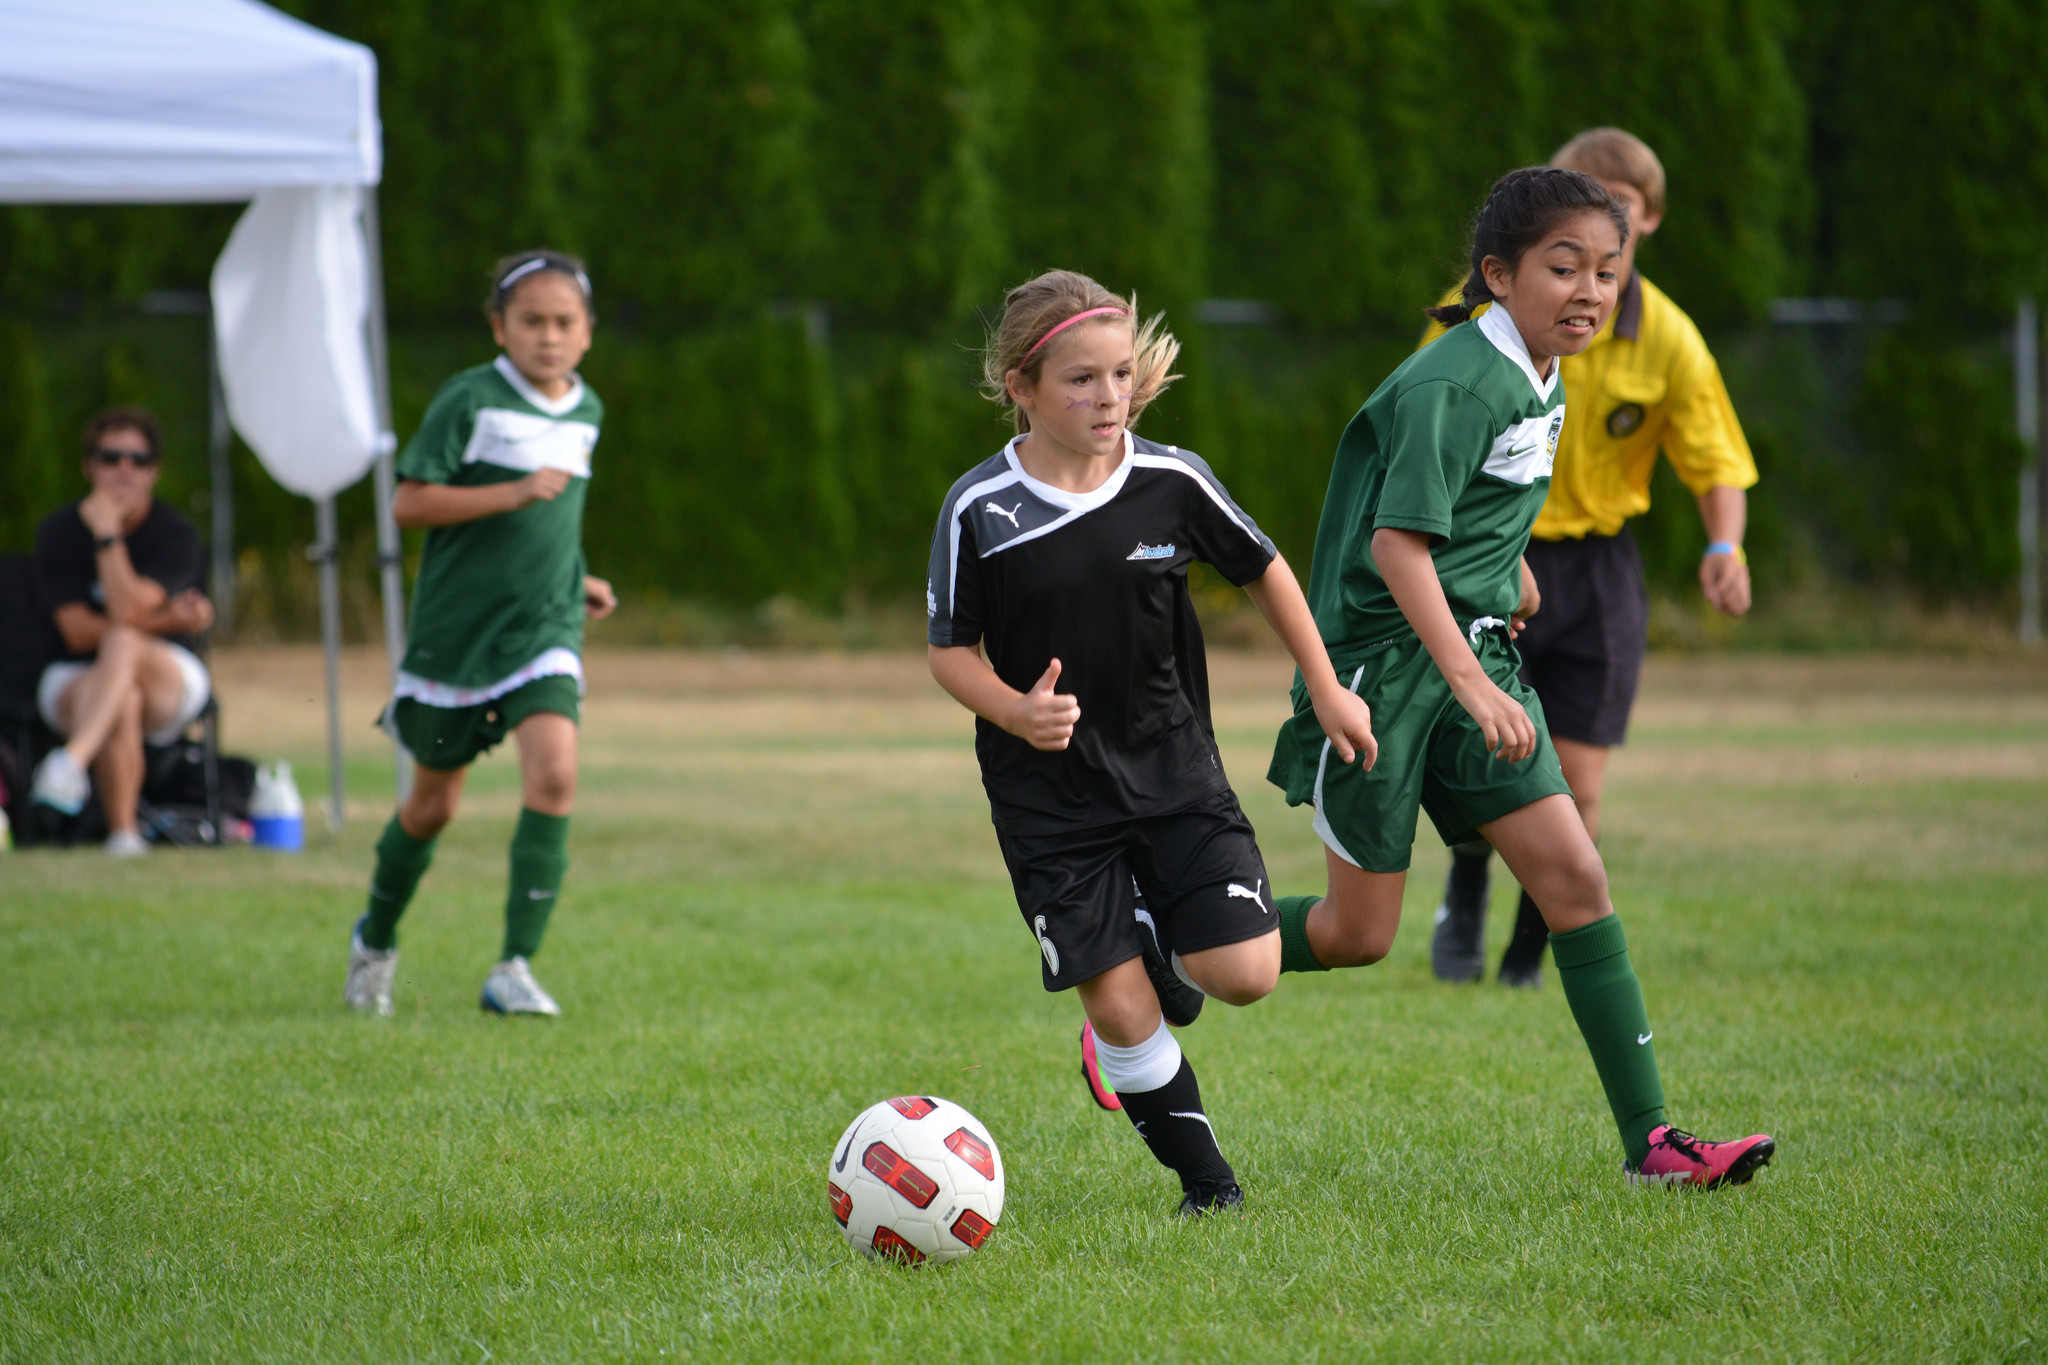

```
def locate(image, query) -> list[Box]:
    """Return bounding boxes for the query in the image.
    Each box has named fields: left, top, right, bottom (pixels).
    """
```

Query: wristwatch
left=93, top=533, right=122, bottom=552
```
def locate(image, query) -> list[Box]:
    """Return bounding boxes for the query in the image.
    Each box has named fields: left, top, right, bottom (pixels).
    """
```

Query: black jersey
left=927, top=432, right=1278, bottom=834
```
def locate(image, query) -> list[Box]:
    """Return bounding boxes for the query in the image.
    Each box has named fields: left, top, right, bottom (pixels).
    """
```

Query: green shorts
left=1266, top=630, right=1570, bottom=873
left=387, top=674, right=581, bottom=772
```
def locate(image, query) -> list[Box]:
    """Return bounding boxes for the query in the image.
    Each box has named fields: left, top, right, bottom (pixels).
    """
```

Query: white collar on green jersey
left=493, top=353, right=586, bottom=417
left=1475, top=303, right=1558, bottom=403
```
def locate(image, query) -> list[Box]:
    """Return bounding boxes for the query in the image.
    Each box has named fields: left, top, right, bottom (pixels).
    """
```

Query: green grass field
left=4, top=648, right=2044, bottom=1363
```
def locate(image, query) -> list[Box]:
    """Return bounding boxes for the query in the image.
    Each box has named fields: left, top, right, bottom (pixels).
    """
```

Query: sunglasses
left=93, top=448, right=159, bottom=468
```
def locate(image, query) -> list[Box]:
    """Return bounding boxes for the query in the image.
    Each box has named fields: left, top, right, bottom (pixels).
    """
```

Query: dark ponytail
left=1424, top=167, right=1629, bottom=326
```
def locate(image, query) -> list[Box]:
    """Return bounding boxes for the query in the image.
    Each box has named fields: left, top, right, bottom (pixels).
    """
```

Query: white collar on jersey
left=1001, top=429, right=1136, bottom=511
left=1475, top=302, right=1559, bottom=403
left=494, top=353, right=586, bottom=417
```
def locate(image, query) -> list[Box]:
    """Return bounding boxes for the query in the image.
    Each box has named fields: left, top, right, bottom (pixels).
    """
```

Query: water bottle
left=250, top=761, right=305, bottom=851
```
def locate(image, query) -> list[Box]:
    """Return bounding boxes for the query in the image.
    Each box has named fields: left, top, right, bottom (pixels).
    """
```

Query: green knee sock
left=1551, top=914, right=1668, bottom=1167
left=502, top=808, right=570, bottom=961
left=362, top=816, right=435, bottom=950
left=1276, top=895, right=1328, bottom=973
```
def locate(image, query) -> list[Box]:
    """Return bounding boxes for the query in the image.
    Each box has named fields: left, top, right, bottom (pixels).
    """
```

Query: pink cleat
left=1079, top=1021, right=1121, bottom=1112
left=1626, top=1124, right=1776, bottom=1189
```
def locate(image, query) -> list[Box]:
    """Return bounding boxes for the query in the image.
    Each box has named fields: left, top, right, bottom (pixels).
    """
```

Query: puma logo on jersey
left=1126, top=542, right=1175, bottom=560
left=985, top=501, right=1023, bottom=528
left=1226, top=880, right=1264, bottom=905
left=1034, top=915, right=1060, bottom=976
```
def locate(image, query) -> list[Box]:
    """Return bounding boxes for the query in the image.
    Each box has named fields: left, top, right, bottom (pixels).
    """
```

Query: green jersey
left=395, top=356, right=604, bottom=695
left=1305, top=305, right=1564, bottom=661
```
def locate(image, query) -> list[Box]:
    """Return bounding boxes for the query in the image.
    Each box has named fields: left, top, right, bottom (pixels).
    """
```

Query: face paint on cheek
left=1066, top=396, right=1092, bottom=410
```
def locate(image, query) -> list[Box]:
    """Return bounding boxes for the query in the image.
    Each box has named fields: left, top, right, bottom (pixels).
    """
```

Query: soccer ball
left=827, top=1096, right=1005, bottom=1265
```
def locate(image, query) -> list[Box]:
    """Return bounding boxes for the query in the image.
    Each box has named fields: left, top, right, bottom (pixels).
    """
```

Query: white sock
left=1169, top=951, right=1207, bottom=997
left=1090, top=1018, right=1183, bottom=1094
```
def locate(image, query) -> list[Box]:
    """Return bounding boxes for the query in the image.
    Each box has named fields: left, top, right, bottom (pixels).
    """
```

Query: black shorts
left=1517, top=531, right=1650, bottom=747
left=994, top=789, right=1277, bottom=992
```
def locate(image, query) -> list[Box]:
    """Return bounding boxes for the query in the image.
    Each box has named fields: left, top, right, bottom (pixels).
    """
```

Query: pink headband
left=1023, top=306, right=1128, bottom=361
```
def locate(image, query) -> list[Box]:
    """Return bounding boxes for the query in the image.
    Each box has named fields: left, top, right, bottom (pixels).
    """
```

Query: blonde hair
left=1552, top=127, right=1666, bottom=218
left=980, top=270, right=1180, bottom=435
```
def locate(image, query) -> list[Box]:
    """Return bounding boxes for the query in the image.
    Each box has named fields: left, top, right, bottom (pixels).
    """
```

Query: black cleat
left=1177, top=1179, right=1245, bottom=1217
left=1135, top=885, right=1204, bottom=1027
left=1431, top=843, right=1491, bottom=982
left=1497, top=888, right=1548, bottom=989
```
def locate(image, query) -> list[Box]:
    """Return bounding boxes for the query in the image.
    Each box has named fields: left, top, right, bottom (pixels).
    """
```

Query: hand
left=583, top=575, right=617, bottom=619
left=1309, top=685, right=1377, bottom=770
left=1448, top=670, right=1537, bottom=763
left=1006, top=658, right=1081, bottom=751
left=1700, top=550, right=1751, bottom=616
left=78, top=490, right=128, bottom=539
left=520, top=468, right=573, bottom=505
left=165, top=590, right=214, bottom=634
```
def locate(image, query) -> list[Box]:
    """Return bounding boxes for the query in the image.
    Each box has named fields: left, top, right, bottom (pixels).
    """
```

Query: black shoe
left=1430, top=845, right=1491, bottom=982
left=1135, top=885, right=1204, bottom=1027
left=1497, top=888, right=1548, bottom=988
left=1176, top=1179, right=1244, bottom=1217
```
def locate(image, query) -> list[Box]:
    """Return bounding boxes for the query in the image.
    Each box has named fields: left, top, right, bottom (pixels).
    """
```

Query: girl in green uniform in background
left=1266, top=169, right=1775, bottom=1188
left=344, top=250, right=617, bottom=1019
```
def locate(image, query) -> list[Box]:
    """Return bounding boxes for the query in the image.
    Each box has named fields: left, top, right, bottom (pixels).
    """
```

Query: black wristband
left=93, top=534, right=121, bottom=552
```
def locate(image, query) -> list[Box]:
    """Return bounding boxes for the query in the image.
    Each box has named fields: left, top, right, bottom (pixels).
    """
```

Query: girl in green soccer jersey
left=343, top=249, right=616, bottom=1019
left=1266, top=169, right=1775, bottom=1187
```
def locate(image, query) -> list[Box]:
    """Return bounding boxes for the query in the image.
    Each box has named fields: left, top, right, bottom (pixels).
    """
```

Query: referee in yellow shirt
left=1422, top=128, right=1759, bottom=986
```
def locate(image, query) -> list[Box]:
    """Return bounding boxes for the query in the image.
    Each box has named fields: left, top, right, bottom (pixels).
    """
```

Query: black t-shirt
left=34, top=499, right=206, bottom=661
left=926, top=433, right=1278, bottom=834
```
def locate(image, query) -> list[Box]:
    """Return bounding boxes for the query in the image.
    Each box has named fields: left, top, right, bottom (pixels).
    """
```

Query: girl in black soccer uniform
left=927, top=270, right=1375, bottom=1214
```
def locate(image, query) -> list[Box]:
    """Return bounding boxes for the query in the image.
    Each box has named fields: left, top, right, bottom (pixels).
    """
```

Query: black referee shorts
left=994, top=789, right=1277, bottom=993
left=1517, top=530, right=1651, bottom=748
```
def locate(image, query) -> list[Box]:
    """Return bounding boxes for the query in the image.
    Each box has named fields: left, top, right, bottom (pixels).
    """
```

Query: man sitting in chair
left=30, top=405, right=214, bottom=856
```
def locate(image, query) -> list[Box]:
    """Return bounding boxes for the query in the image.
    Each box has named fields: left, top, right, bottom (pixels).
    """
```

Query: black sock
left=1446, top=839, right=1491, bottom=915
left=1500, top=887, right=1549, bottom=970
left=1116, top=1056, right=1235, bottom=1192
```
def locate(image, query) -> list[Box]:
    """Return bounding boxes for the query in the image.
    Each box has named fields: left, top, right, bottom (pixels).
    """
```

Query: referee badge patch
left=1606, top=402, right=1645, bottom=438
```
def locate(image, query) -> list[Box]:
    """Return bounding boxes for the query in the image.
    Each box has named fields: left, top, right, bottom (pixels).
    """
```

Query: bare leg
left=91, top=684, right=146, bottom=835
left=398, top=764, right=466, bottom=839
left=1304, top=845, right=1408, bottom=968
left=1479, top=793, right=1610, bottom=933
left=1076, top=956, right=1162, bottom=1046
left=133, top=641, right=195, bottom=736
left=53, top=625, right=146, bottom=766
left=514, top=711, right=578, bottom=815
left=1551, top=737, right=1612, bottom=841
left=1176, top=929, right=1280, bottom=1006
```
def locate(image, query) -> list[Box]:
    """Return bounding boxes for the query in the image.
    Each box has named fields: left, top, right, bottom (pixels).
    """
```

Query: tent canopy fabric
left=0, top=0, right=378, bottom=202
left=0, top=0, right=390, bottom=498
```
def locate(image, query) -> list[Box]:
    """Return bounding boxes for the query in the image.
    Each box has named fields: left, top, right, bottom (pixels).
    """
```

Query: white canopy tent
left=0, top=0, right=409, bottom=822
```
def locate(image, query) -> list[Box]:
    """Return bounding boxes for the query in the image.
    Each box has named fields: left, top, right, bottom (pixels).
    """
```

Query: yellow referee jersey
left=1419, top=273, right=1757, bottom=540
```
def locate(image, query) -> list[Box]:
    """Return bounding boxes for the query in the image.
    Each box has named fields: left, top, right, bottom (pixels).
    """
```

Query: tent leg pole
left=372, top=453, right=411, bottom=801
left=361, top=186, right=411, bottom=801
left=2019, top=295, right=2041, bottom=648
left=314, top=497, right=346, bottom=831
left=207, top=308, right=235, bottom=635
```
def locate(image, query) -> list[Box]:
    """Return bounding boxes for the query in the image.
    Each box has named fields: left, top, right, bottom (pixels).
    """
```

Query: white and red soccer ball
left=827, top=1096, right=1005, bottom=1265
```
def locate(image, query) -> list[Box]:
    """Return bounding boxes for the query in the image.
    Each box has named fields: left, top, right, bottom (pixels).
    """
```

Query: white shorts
left=37, top=641, right=212, bottom=747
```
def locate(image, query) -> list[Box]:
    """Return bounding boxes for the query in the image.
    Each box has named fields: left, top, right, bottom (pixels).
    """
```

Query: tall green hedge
left=1, top=0, right=2037, bottom=626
